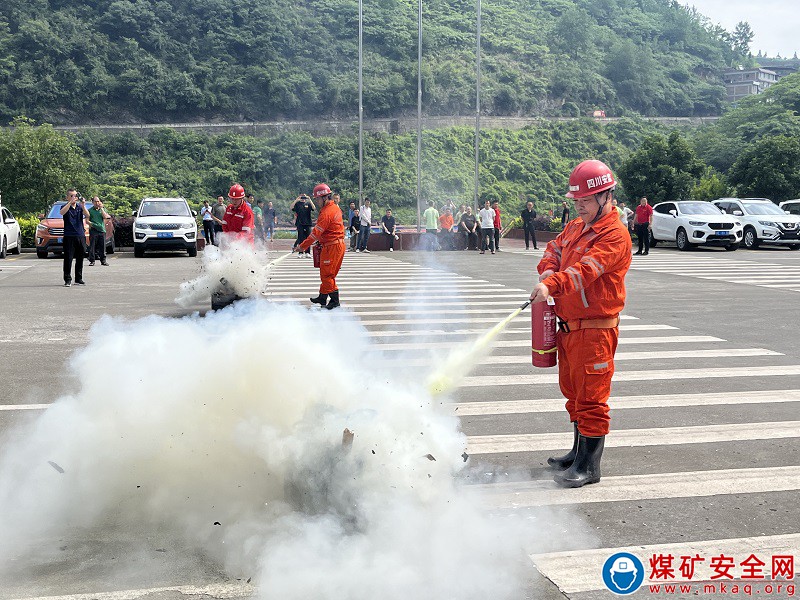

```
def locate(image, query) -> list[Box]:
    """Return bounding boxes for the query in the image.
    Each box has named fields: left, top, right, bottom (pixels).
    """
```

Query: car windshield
left=139, top=201, right=190, bottom=217
left=47, top=204, right=67, bottom=218
left=677, top=202, right=722, bottom=216
left=743, top=202, right=785, bottom=215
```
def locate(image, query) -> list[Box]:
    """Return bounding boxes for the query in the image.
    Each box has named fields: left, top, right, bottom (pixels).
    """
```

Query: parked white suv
left=0, top=205, right=22, bottom=258
left=133, top=197, right=198, bottom=258
left=650, top=201, right=743, bottom=251
left=780, top=200, right=800, bottom=217
left=713, top=198, right=800, bottom=250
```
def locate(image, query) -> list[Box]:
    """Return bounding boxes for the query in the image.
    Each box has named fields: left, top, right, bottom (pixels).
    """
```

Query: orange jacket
left=222, top=201, right=255, bottom=243
left=439, top=214, right=454, bottom=230
left=298, top=201, right=345, bottom=251
left=537, top=209, right=632, bottom=321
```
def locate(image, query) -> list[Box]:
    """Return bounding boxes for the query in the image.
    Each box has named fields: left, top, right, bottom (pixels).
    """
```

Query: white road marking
left=530, top=533, right=800, bottom=595
left=360, top=319, right=674, bottom=329
left=0, top=404, right=50, bottom=411
left=7, top=582, right=255, bottom=600
left=467, top=421, right=800, bottom=454
left=372, top=334, right=715, bottom=348
left=452, top=389, right=800, bottom=415
left=475, top=466, right=800, bottom=508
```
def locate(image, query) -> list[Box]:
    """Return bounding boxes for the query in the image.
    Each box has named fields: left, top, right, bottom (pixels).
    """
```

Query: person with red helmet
left=294, top=183, right=346, bottom=309
left=211, top=184, right=255, bottom=244
left=529, top=159, right=632, bottom=488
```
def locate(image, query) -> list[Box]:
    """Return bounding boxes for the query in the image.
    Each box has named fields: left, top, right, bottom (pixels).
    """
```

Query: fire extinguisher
left=532, top=296, right=557, bottom=368
left=312, top=243, right=321, bottom=268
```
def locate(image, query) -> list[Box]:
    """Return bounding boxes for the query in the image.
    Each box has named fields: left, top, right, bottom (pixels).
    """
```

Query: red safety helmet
left=566, top=160, right=616, bottom=199
left=313, top=183, right=332, bottom=198
left=228, top=184, right=246, bottom=200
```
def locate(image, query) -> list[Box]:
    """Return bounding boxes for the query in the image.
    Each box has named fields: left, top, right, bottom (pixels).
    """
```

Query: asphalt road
left=0, top=240, right=798, bottom=600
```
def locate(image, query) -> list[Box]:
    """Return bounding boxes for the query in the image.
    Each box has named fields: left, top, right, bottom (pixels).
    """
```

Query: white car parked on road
left=780, top=200, right=800, bottom=217
left=712, top=198, right=800, bottom=250
left=0, top=205, right=22, bottom=259
left=650, top=201, right=743, bottom=251
left=133, top=197, right=198, bottom=258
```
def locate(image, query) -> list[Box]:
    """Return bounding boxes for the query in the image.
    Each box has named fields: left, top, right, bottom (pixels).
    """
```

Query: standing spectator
left=634, top=197, right=653, bottom=255
left=358, top=198, right=373, bottom=252
left=253, top=199, right=265, bottom=242
left=381, top=208, right=397, bottom=252
left=291, top=193, right=315, bottom=256
left=200, top=200, right=215, bottom=246
left=347, top=201, right=357, bottom=224
left=349, top=208, right=361, bottom=251
left=612, top=198, right=624, bottom=222
left=87, top=196, right=110, bottom=266
left=264, top=201, right=277, bottom=240
left=212, top=196, right=226, bottom=245
left=459, top=206, right=478, bottom=250
left=520, top=200, right=538, bottom=250
left=478, top=200, right=495, bottom=254
left=492, top=200, right=502, bottom=251
left=438, top=207, right=455, bottom=250
left=455, top=204, right=467, bottom=230
left=59, top=189, right=90, bottom=286
left=561, top=201, right=571, bottom=230
left=620, top=201, right=633, bottom=232
left=423, top=200, right=440, bottom=251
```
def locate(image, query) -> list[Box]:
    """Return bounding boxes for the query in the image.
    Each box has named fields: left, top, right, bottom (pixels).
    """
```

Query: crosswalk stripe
left=452, top=389, right=800, bottom=415
left=372, top=334, right=719, bottom=348
left=466, top=421, right=800, bottom=454
left=7, top=582, right=256, bottom=600
left=265, top=293, right=527, bottom=301
left=0, top=404, right=51, bottom=411
left=361, top=319, right=673, bottom=329
left=530, top=533, right=800, bottom=595
left=460, top=365, right=800, bottom=388
left=474, top=466, right=800, bottom=508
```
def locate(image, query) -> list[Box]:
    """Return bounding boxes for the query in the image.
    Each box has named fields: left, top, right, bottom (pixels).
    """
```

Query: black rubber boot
left=310, top=293, right=328, bottom=306
left=325, top=290, right=340, bottom=310
left=553, top=433, right=605, bottom=488
left=547, top=422, right=578, bottom=470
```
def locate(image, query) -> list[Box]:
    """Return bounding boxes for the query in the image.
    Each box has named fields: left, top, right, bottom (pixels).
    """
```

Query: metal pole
left=416, top=0, right=422, bottom=232
left=473, top=0, right=481, bottom=212
left=358, top=0, right=364, bottom=204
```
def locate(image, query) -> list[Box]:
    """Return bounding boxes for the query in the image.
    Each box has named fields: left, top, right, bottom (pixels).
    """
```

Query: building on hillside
left=758, top=64, right=799, bottom=78
left=723, top=67, right=780, bottom=103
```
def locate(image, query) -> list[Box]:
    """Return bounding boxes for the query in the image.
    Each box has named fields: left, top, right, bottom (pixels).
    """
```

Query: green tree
left=732, top=21, right=754, bottom=56
left=691, top=169, right=729, bottom=201
left=728, top=136, right=800, bottom=201
left=617, top=131, right=706, bottom=204
left=0, top=117, right=92, bottom=213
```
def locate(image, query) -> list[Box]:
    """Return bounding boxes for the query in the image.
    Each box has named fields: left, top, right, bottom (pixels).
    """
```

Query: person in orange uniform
left=294, top=183, right=345, bottom=310
left=213, top=184, right=255, bottom=244
left=529, top=160, right=632, bottom=488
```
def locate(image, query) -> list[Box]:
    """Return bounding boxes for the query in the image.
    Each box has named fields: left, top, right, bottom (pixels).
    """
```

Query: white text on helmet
left=586, top=173, right=613, bottom=189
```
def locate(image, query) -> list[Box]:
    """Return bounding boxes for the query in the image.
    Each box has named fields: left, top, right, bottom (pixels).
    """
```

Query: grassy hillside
left=0, top=0, right=742, bottom=124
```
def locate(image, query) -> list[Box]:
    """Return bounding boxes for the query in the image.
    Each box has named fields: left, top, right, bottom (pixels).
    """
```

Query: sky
left=684, top=0, right=798, bottom=58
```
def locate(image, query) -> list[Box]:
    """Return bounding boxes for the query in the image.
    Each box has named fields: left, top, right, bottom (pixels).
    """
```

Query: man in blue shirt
left=59, top=189, right=91, bottom=286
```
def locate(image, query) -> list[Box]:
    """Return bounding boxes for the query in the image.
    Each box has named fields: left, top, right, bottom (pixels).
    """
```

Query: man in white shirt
left=357, top=198, right=372, bottom=252
left=478, top=200, right=496, bottom=254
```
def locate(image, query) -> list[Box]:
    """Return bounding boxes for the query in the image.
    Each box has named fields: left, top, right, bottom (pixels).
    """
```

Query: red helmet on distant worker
left=566, top=160, right=616, bottom=199
left=228, top=184, right=246, bottom=200
left=313, top=183, right=332, bottom=198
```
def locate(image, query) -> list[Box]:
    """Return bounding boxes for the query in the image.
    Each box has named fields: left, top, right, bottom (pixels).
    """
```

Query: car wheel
left=676, top=228, right=694, bottom=251
left=789, top=244, right=800, bottom=251
left=36, top=248, right=48, bottom=259
left=134, top=246, right=145, bottom=258
left=188, top=245, right=198, bottom=257
left=106, top=236, right=115, bottom=254
left=10, top=233, right=21, bottom=254
left=725, top=243, right=739, bottom=251
left=0, top=236, right=6, bottom=259
left=648, top=230, right=658, bottom=248
left=743, top=227, right=759, bottom=249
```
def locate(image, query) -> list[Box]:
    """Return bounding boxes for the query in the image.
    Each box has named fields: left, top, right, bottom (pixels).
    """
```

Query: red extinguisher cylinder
left=532, top=297, right=557, bottom=368
left=312, top=244, right=321, bottom=268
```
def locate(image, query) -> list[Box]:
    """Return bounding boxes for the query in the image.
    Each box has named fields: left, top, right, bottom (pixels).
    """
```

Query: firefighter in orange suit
left=529, top=160, right=632, bottom=488
left=294, top=183, right=346, bottom=309
left=214, top=184, right=255, bottom=244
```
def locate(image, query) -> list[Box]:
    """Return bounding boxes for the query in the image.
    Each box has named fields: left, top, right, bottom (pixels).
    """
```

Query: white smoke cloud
left=0, top=301, right=544, bottom=599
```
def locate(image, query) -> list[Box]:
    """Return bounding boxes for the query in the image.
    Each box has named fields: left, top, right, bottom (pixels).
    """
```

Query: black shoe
left=64, top=281, right=72, bottom=287
left=553, top=433, right=605, bottom=488
left=325, top=290, right=340, bottom=310
left=635, top=251, right=642, bottom=255
left=547, top=422, right=578, bottom=471
left=101, top=261, right=109, bottom=266
left=642, top=251, right=649, bottom=255
left=88, top=261, right=95, bottom=266
left=75, top=280, right=86, bottom=285
left=310, top=293, right=328, bottom=306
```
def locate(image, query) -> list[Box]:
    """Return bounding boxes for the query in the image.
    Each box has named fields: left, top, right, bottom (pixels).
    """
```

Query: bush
left=17, top=214, right=40, bottom=248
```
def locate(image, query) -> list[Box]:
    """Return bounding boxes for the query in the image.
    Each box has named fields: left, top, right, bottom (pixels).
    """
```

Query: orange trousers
left=319, top=240, right=345, bottom=294
left=556, top=327, right=619, bottom=437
